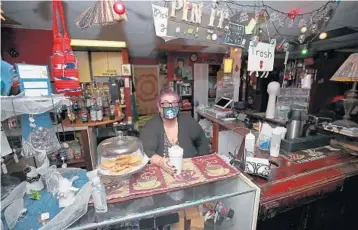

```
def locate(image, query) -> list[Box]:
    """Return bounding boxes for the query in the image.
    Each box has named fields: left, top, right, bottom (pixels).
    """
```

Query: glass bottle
left=91, top=176, right=108, bottom=213
left=90, top=101, right=97, bottom=122
left=67, top=106, right=76, bottom=123
left=96, top=102, right=103, bottom=121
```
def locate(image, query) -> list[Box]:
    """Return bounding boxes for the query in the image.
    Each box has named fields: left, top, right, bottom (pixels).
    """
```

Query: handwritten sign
left=224, top=22, right=245, bottom=47
left=152, top=4, right=169, bottom=37
left=248, top=42, right=275, bottom=72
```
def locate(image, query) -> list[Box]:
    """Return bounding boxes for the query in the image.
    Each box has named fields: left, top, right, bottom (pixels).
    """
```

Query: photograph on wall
left=174, top=57, right=192, bottom=80
left=122, top=64, right=132, bottom=76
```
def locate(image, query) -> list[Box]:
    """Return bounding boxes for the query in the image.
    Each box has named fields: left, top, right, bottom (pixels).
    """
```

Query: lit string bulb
left=319, top=32, right=328, bottom=40
left=300, top=45, right=308, bottom=56
left=300, top=26, right=307, bottom=33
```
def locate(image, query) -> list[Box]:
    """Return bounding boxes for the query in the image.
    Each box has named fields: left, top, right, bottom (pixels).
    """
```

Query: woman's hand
left=151, top=154, right=177, bottom=175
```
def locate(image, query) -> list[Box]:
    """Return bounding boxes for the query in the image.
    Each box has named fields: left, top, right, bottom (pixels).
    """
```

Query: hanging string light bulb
left=288, top=10, right=298, bottom=20
left=301, top=45, right=308, bottom=56
left=319, top=32, right=328, bottom=40
left=300, top=26, right=307, bottom=33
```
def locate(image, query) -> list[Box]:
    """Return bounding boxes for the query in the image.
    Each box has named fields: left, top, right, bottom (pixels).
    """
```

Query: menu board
left=224, top=22, right=245, bottom=47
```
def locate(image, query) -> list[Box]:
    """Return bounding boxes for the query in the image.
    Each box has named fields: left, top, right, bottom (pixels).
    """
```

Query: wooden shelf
left=62, top=115, right=124, bottom=128
left=56, top=158, right=87, bottom=168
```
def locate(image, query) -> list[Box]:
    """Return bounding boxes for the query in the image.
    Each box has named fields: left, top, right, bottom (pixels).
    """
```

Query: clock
left=190, top=54, right=198, bottom=62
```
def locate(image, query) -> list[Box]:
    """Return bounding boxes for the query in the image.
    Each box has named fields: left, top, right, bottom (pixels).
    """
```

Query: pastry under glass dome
left=97, top=131, right=149, bottom=177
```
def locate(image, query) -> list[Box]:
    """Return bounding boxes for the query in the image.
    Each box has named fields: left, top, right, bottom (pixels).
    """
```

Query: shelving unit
left=173, top=80, right=194, bottom=116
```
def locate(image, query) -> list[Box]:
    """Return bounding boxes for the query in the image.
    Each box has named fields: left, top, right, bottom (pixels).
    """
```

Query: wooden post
left=122, top=48, right=133, bottom=118
left=229, top=47, right=243, bottom=102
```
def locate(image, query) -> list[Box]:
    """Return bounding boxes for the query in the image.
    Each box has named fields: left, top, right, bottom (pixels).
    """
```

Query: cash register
left=204, top=97, right=233, bottom=119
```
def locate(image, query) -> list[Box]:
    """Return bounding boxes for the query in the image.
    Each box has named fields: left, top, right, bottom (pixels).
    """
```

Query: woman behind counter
left=140, top=88, right=209, bottom=174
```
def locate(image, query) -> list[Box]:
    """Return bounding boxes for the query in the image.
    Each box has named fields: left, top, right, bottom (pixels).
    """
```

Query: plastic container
left=270, top=128, right=282, bottom=157
left=245, top=131, right=255, bottom=157
left=91, top=176, right=108, bottom=213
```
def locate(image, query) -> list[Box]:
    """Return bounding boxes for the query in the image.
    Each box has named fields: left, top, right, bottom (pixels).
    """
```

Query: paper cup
left=168, top=145, right=183, bottom=174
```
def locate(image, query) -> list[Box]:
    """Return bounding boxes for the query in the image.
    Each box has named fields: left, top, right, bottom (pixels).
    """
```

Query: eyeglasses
left=160, top=101, right=180, bottom=107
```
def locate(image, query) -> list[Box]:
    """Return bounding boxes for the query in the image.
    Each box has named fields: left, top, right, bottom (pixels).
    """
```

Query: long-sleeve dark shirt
left=140, top=114, right=209, bottom=158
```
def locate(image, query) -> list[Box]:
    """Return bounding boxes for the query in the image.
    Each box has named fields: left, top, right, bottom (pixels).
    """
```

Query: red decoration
left=288, top=10, right=297, bottom=19
left=188, top=3, right=193, bottom=10
left=113, top=1, right=126, bottom=15
left=51, top=0, right=81, bottom=96
left=259, top=11, right=265, bottom=17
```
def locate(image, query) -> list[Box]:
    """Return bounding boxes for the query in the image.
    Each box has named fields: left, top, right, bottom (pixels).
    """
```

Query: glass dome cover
left=97, top=131, right=143, bottom=158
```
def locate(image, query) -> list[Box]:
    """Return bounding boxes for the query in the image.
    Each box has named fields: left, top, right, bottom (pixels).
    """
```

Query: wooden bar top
left=197, top=111, right=358, bottom=219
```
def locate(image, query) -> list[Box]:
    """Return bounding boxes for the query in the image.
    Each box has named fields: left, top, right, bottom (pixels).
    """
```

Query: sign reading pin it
left=248, top=42, right=275, bottom=72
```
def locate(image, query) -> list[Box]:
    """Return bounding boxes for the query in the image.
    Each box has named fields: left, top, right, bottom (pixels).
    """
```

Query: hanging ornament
left=298, top=34, right=306, bottom=44
left=250, top=36, right=259, bottom=47
left=298, top=18, right=307, bottom=28
left=283, top=42, right=290, bottom=52
left=288, top=19, right=294, bottom=28
left=259, top=11, right=265, bottom=18
left=113, top=0, right=126, bottom=15
left=288, top=10, right=297, bottom=20
left=278, top=16, right=285, bottom=27
left=239, top=11, right=249, bottom=23
left=269, top=12, right=278, bottom=23
left=254, top=9, right=262, bottom=20
left=310, top=24, right=318, bottom=33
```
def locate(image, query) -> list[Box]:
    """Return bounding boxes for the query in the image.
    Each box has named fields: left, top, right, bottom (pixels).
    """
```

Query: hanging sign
left=152, top=4, right=169, bottom=37
left=248, top=42, right=275, bottom=72
left=224, top=22, right=245, bottom=47
left=152, top=1, right=246, bottom=47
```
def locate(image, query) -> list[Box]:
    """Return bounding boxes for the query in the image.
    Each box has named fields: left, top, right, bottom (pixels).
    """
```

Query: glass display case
left=67, top=173, right=260, bottom=230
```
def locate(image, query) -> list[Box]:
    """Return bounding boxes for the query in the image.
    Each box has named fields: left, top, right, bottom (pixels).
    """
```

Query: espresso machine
left=281, top=108, right=330, bottom=152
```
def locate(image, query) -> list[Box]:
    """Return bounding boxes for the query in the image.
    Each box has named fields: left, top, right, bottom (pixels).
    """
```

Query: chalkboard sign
left=224, top=22, right=245, bottom=47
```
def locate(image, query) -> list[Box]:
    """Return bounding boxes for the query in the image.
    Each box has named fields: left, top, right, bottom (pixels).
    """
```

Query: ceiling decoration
left=75, top=0, right=127, bottom=29
left=1, top=1, right=358, bottom=57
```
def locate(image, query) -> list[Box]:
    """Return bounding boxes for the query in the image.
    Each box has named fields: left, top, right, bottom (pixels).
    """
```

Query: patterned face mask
left=162, top=107, right=179, bottom=120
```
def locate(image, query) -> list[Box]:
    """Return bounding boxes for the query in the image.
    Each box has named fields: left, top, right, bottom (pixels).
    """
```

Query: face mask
left=162, top=107, right=179, bottom=120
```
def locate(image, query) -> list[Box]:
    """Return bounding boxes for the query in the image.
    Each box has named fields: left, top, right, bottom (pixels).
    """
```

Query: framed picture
left=122, top=64, right=132, bottom=76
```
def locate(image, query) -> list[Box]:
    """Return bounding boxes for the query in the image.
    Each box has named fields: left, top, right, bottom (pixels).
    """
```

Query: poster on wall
left=151, top=1, right=247, bottom=47
left=174, top=57, right=192, bottom=80
left=247, top=42, right=275, bottom=72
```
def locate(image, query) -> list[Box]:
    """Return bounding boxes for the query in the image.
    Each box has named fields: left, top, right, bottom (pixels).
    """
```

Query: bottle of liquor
left=81, top=101, right=89, bottom=123
left=96, top=101, right=103, bottom=121
left=67, top=106, right=76, bottom=123
left=90, top=101, right=97, bottom=122
left=115, top=99, right=122, bottom=118
left=109, top=103, right=115, bottom=120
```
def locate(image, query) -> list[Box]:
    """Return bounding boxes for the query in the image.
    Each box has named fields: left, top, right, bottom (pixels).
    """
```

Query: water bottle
left=91, top=176, right=108, bottom=213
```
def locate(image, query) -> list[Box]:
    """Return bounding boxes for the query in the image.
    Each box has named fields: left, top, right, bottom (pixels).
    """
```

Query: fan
left=75, top=0, right=127, bottom=29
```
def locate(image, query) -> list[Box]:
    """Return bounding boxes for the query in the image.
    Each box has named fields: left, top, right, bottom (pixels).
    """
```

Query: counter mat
left=97, top=154, right=239, bottom=204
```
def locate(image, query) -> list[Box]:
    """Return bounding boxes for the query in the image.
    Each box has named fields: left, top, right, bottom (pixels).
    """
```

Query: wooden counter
left=197, top=111, right=358, bottom=229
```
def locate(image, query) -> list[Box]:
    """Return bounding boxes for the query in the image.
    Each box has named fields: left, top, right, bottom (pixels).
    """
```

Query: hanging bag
left=51, top=0, right=81, bottom=96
